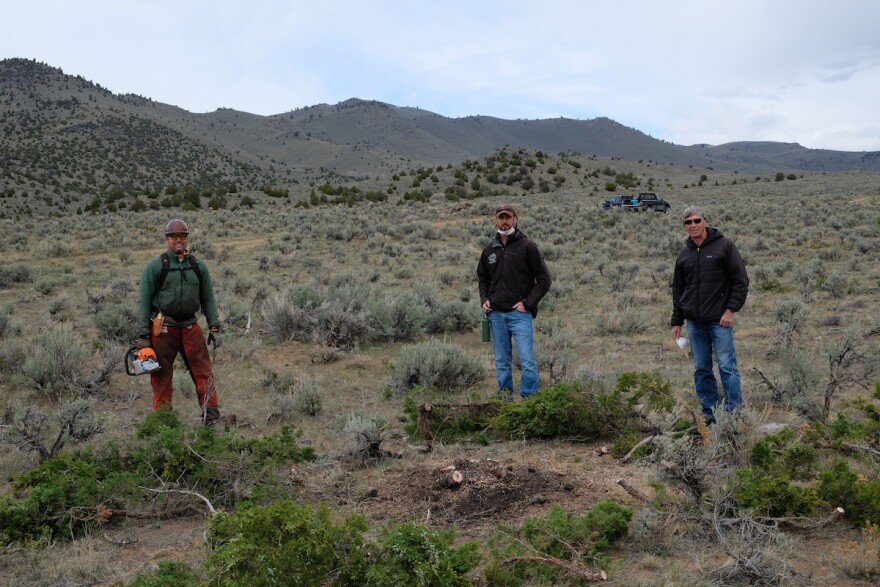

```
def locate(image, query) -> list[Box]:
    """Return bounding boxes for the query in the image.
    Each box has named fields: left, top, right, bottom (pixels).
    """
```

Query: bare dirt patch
left=300, top=440, right=651, bottom=538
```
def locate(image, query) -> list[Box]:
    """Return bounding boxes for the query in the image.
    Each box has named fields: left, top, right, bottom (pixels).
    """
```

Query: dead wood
left=434, top=469, right=464, bottom=489
left=618, top=434, right=655, bottom=464
left=841, top=441, right=880, bottom=458
left=616, top=478, right=654, bottom=505
left=141, top=486, right=217, bottom=515
left=504, top=555, right=607, bottom=581
left=778, top=507, right=845, bottom=531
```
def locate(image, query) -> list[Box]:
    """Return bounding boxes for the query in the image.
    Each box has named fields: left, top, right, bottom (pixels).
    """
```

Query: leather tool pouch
left=151, top=311, right=165, bottom=337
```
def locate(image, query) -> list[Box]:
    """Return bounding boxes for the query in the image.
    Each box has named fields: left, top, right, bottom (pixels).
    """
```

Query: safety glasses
left=166, top=233, right=188, bottom=241
left=683, top=218, right=703, bottom=226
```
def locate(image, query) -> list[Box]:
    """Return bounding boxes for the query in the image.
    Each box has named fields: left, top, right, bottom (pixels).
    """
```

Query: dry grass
left=1, top=164, right=879, bottom=584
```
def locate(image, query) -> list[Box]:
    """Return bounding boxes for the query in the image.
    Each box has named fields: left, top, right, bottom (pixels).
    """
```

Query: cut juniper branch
left=841, top=441, right=880, bottom=458
left=503, top=555, right=607, bottom=582
left=140, top=486, right=217, bottom=515
left=616, top=478, right=654, bottom=505
left=775, top=507, right=845, bottom=531
left=618, top=434, right=655, bottom=464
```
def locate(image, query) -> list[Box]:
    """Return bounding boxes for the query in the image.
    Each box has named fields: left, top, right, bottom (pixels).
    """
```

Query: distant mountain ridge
left=2, top=57, right=879, bottom=203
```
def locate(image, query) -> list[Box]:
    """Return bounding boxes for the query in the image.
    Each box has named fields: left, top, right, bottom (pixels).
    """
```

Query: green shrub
left=129, top=560, right=202, bottom=587
left=3, top=451, right=139, bottom=544
left=368, top=292, right=428, bottom=342
left=403, top=387, right=500, bottom=443
left=614, top=372, right=675, bottom=413
left=485, top=501, right=631, bottom=584
left=22, top=324, right=91, bottom=398
left=93, top=302, right=140, bottom=342
left=735, top=468, right=821, bottom=517
left=0, top=263, right=32, bottom=287
left=293, top=380, right=325, bottom=416
left=819, top=460, right=880, bottom=526
left=490, top=375, right=666, bottom=441
left=425, top=300, right=481, bottom=334
left=206, top=500, right=368, bottom=587
left=390, top=340, right=485, bottom=393
left=364, top=522, right=480, bottom=587
left=491, top=383, right=603, bottom=439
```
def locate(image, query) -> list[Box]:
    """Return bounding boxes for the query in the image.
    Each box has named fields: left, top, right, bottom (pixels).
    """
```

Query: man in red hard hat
left=137, top=219, right=223, bottom=425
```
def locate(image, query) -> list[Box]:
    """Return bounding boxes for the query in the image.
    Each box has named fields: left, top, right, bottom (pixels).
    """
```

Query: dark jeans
left=686, top=320, right=742, bottom=420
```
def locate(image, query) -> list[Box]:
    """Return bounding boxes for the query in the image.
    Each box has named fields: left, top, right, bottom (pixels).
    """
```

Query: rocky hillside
left=2, top=58, right=878, bottom=217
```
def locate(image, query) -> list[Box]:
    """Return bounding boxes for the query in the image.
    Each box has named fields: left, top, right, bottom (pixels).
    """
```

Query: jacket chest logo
left=488, top=253, right=497, bottom=264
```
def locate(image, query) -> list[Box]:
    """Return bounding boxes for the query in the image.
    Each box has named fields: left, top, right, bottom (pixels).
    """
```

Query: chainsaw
left=125, top=345, right=161, bottom=376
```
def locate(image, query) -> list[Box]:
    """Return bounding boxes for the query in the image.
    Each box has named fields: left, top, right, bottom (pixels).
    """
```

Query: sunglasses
left=683, top=218, right=703, bottom=226
left=166, top=233, right=188, bottom=241
left=496, top=213, right=513, bottom=220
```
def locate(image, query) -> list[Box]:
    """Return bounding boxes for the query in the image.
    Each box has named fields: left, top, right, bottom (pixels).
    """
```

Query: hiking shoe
left=498, top=389, right=515, bottom=402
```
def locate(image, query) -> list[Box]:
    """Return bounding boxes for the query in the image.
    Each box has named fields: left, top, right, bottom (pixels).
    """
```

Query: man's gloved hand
left=136, top=337, right=151, bottom=350
left=207, top=329, right=221, bottom=350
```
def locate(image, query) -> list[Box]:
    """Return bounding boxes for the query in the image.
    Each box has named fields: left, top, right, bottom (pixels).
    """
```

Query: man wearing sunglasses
left=137, top=219, right=223, bottom=426
left=477, top=203, right=552, bottom=399
left=671, top=206, right=749, bottom=425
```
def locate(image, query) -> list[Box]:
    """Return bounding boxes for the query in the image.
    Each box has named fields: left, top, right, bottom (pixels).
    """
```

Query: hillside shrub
left=734, top=468, right=821, bottom=517
left=425, top=299, right=481, bottom=335
left=0, top=263, right=33, bottom=287
left=206, top=501, right=369, bottom=587
left=819, top=460, right=880, bottom=526
left=368, top=292, right=428, bottom=342
left=491, top=382, right=603, bottom=439
left=293, top=379, right=325, bottom=416
left=22, top=324, right=91, bottom=398
left=93, top=302, right=140, bottom=342
left=129, top=561, right=202, bottom=587
left=491, top=375, right=671, bottom=443
left=390, top=340, right=485, bottom=394
left=203, top=500, right=479, bottom=587
left=0, top=409, right=316, bottom=546
left=485, top=501, right=631, bottom=584
left=364, top=522, right=480, bottom=587
left=403, top=387, right=499, bottom=443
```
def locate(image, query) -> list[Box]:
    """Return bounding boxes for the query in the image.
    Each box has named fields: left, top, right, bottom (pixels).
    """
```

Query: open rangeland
left=1, top=161, right=879, bottom=586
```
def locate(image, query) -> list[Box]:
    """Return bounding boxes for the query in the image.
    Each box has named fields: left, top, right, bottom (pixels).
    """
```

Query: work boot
left=203, top=406, right=221, bottom=427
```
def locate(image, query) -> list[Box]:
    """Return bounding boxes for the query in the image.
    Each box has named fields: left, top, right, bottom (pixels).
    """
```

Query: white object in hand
left=676, top=337, right=689, bottom=350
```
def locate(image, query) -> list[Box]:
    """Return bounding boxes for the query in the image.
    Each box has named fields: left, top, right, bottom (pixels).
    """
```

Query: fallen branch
left=504, top=555, right=606, bottom=582
left=140, top=486, right=217, bottom=515
left=841, top=441, right=880, bottom=458
left=618, top=435, right=654, bottom=464
left=778, top=507, right=845, bottom=531
left=616, top=478, right=654, bottom=505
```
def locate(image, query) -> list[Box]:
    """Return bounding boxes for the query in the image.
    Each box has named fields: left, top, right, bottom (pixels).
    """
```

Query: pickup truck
left=598, top=195, right=627, bottom=209
left=623, top=192, right=671, bottom=213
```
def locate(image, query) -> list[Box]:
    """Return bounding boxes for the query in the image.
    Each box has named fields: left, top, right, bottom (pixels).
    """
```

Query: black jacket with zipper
left=477, top=229, right=552, bottom=318
left=671, top=227, right=749, bottom=327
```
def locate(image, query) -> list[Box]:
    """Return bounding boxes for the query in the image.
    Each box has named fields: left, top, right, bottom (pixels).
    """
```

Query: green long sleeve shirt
left=137, top=253, right=220, bottom=338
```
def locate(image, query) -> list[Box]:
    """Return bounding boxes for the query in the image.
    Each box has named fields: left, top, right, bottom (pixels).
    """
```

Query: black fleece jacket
left=477, top=229, right=552, bottom=317
left=671, top=227, right=749, bottom=326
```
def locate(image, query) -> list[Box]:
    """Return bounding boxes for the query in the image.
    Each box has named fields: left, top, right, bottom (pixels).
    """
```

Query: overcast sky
left=3, top=0, right=878, bottom=151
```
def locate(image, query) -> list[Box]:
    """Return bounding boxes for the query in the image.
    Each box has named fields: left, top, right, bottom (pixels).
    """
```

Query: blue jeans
left=686, top=320, right=742, bottom=420
left=489, top=310, right=539, bottom=396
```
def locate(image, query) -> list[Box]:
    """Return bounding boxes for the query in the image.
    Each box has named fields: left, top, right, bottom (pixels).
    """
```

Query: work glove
left=207, top=329, right=221, bottom=350
left=136, top=337, right=151, bottom=350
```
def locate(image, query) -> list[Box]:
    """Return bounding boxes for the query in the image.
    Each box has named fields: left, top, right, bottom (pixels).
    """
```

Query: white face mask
left=497, top=227, right=515, bottom=236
